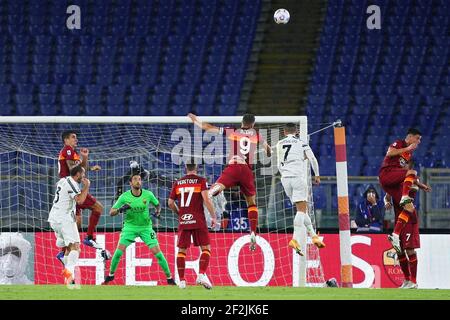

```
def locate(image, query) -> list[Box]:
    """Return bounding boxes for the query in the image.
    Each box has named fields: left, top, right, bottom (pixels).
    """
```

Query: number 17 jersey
left=169, top=174, right=208, bottom=230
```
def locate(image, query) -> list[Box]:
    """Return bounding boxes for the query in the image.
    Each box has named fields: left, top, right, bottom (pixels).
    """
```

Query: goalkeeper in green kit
left=102, top=173, right=176, bottom=285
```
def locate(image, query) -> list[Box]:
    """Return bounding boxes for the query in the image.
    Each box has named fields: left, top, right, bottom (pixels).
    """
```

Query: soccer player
left=57, top=130, right=103, bottom=252
left=276, top=123, right=325, bottom=255
left=168, top=163, right=217, bottom=289
left=384, top=161, right=425, bottom=289
left=378, top=128, right=430, bottom=253
left=103, top=173, right=176, bottom=285
left=47, top=165, right=90, bottom=288
left=188, top=113, right=272, bottom=251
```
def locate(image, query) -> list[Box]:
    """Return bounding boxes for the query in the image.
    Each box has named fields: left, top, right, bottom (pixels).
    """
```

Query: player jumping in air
left=48, top=165, right=90, bottom=289
left=188, top=113, right=272, bottom=251
left=378, top=128, right=431, bottom=253
left=57, top=131, right=103, bottom=258
left=168, top=163, right=217, bottom=289
left=103, top=173, right=175, bottom=285
left=276, top=123, right=325, bottom=255
left=384, top=161, right=425, bottom=289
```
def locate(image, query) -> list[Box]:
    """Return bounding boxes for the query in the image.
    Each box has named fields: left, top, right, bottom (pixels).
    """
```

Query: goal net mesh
left=0, top=118, right=325, bottom=286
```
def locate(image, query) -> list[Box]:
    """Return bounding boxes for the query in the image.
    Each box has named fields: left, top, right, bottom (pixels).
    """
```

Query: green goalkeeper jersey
left=112, top=189, right=159, bottom=227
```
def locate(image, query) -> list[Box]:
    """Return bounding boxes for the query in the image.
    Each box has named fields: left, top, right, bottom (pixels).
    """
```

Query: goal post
left=0, top=115, right=324, bottom=286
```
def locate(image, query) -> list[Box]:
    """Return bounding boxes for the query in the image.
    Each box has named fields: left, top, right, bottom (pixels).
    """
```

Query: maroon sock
left=199, top=249, right=211, bottom=274
left=87, top=210, right=101, bottom=238
left=248, top=205, right=258, bottom=234
left=393, top=211, right=409, bottom=235
left=398, top=254, right=410, bottom=281
left=177, top=252, right=186, bottom=281
left=408, top=253, right=418, bottom=283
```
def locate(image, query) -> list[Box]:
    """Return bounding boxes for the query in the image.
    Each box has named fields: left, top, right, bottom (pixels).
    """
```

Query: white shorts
left=50, top=221, right=80, bottom=247
left=281, top=176, right=308, bottom=203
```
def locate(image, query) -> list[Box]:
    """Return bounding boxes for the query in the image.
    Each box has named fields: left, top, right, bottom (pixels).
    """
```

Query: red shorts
left=379, top=167, right=407, bottom=216
left=400, top=222, right=420, bottom=250
left=216, top=164, right=256, bottom=197
left=177, top=228, right=210, bottom=249
left=76, top=194, right=97, bottom=215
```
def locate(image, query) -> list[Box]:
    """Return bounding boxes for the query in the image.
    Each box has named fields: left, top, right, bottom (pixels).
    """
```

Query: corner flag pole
left=333, top=121, right=353, bottom=288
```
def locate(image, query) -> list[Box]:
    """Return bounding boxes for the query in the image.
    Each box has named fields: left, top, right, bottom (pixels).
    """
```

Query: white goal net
left=0, top=116, right=324, bottom=286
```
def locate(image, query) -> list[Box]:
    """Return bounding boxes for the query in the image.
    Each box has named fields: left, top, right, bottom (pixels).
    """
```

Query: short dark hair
left=129, top=173, right=141, bottom=182
left=186, top=163, right=197, bottom=172
left=242, top=114, right=255, bottom=126
left=61, top=130, right=77, bottom=143
left=407, top=128, right=422, bottom=136
left=70, top=165, right=84, bottom=177
left=284, top=123, right=297, bottom=134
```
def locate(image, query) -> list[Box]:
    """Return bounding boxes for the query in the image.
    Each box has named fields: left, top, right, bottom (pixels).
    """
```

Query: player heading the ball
left=188, top=113, right=272, bottom=251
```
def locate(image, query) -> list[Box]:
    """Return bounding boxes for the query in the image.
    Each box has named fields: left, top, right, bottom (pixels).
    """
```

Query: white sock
left=304, top=213, right=317, bottom=237
left=63, top=255, right=68, bottom=266
left=66, top=250, right=80, bottom=276
left=293, top=212, right=305, bottom=241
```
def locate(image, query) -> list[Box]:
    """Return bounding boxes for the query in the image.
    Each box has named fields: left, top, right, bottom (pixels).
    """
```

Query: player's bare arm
left=187, top=113, right=220, bottom=134
left=202, top=190, right=217, bottom=227
left=386, top=143, right=418, bottom=157
left=154, top=203, right=161, bottom=217
left=74, top=177, right=90, bottom=205
left=263, top=140, right=272, bottom=157
left=415, top=179, right=432, bottom=192
left=79, top=148, right=89, bottom=170
left=66, top=159, right=81, bottom=171
left=167, top=198, right=179, bottom=215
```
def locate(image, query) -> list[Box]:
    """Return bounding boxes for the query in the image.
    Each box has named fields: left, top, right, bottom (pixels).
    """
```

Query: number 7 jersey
left=276, top=134, right=310, bottom=178
left=169, top=174, right=208, bottom=230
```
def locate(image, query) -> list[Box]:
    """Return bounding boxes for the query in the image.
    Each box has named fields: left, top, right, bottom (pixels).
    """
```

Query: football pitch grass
left=1, top=285, right=450, bottom=300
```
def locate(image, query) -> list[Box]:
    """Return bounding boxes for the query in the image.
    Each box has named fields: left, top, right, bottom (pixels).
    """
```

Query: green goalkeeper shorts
left=119, top=224, right=159, bottom=248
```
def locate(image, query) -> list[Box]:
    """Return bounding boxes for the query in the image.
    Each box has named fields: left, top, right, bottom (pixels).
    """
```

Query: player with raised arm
left=168, top=163, right=217, bottom=289
left=188, top=113, right=271, bottom=251
left=276, top=123, right=325, bottom=255
left=102, top=173, right=175, bottom=285
left=47, top=165, right=90, bottom=289
left=378, top=128, right=431, bottom=253
left=57, top=131, right=103, bottom=256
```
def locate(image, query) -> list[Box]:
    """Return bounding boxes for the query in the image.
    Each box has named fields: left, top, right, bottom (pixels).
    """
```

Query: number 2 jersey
left=48, top=176, right=81, bottom=224
left=169, top=174, right=208, bottom=230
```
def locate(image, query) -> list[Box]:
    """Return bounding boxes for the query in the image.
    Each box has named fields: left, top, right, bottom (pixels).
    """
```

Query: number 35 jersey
left=48, top=177, right=81, bottom=224
left=276, top=134, right=310, bottom=178
left=169, top=174, right=208, bottom=230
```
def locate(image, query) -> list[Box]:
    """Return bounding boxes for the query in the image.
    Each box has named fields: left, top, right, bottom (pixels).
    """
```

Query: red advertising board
left=34, top=232, right=401, bottom=287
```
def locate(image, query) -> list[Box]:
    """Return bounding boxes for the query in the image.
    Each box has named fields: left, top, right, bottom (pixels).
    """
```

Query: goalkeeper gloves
left=118, top=204, right=131, bottom=213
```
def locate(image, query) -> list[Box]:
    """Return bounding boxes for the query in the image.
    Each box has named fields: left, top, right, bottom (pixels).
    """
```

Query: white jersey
left=276, top=134, right=319, bottom=178
left=48, top=177, right=81, bottom=224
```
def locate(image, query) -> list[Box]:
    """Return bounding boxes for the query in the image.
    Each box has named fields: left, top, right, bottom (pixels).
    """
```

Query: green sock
left=110, top=248, right=124, bottom=274
left=155, top=251, right=171, bottom=278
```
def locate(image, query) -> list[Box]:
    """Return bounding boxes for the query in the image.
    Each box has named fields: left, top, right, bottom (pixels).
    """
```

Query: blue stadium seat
left=40, top=104, right=58, bottom=116
left=84, top=105, right=103, bottom=116
left=60, top=104, right=81, bottom=117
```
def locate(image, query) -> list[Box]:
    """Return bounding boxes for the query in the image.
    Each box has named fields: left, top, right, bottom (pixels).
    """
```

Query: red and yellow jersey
left=220, top=127, right=263, bottom=169
left=169, top=174, right=208, bottom=230
left=381, top=139, right=412, bottom=170
left=58, top=145, right=80, bottom=178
